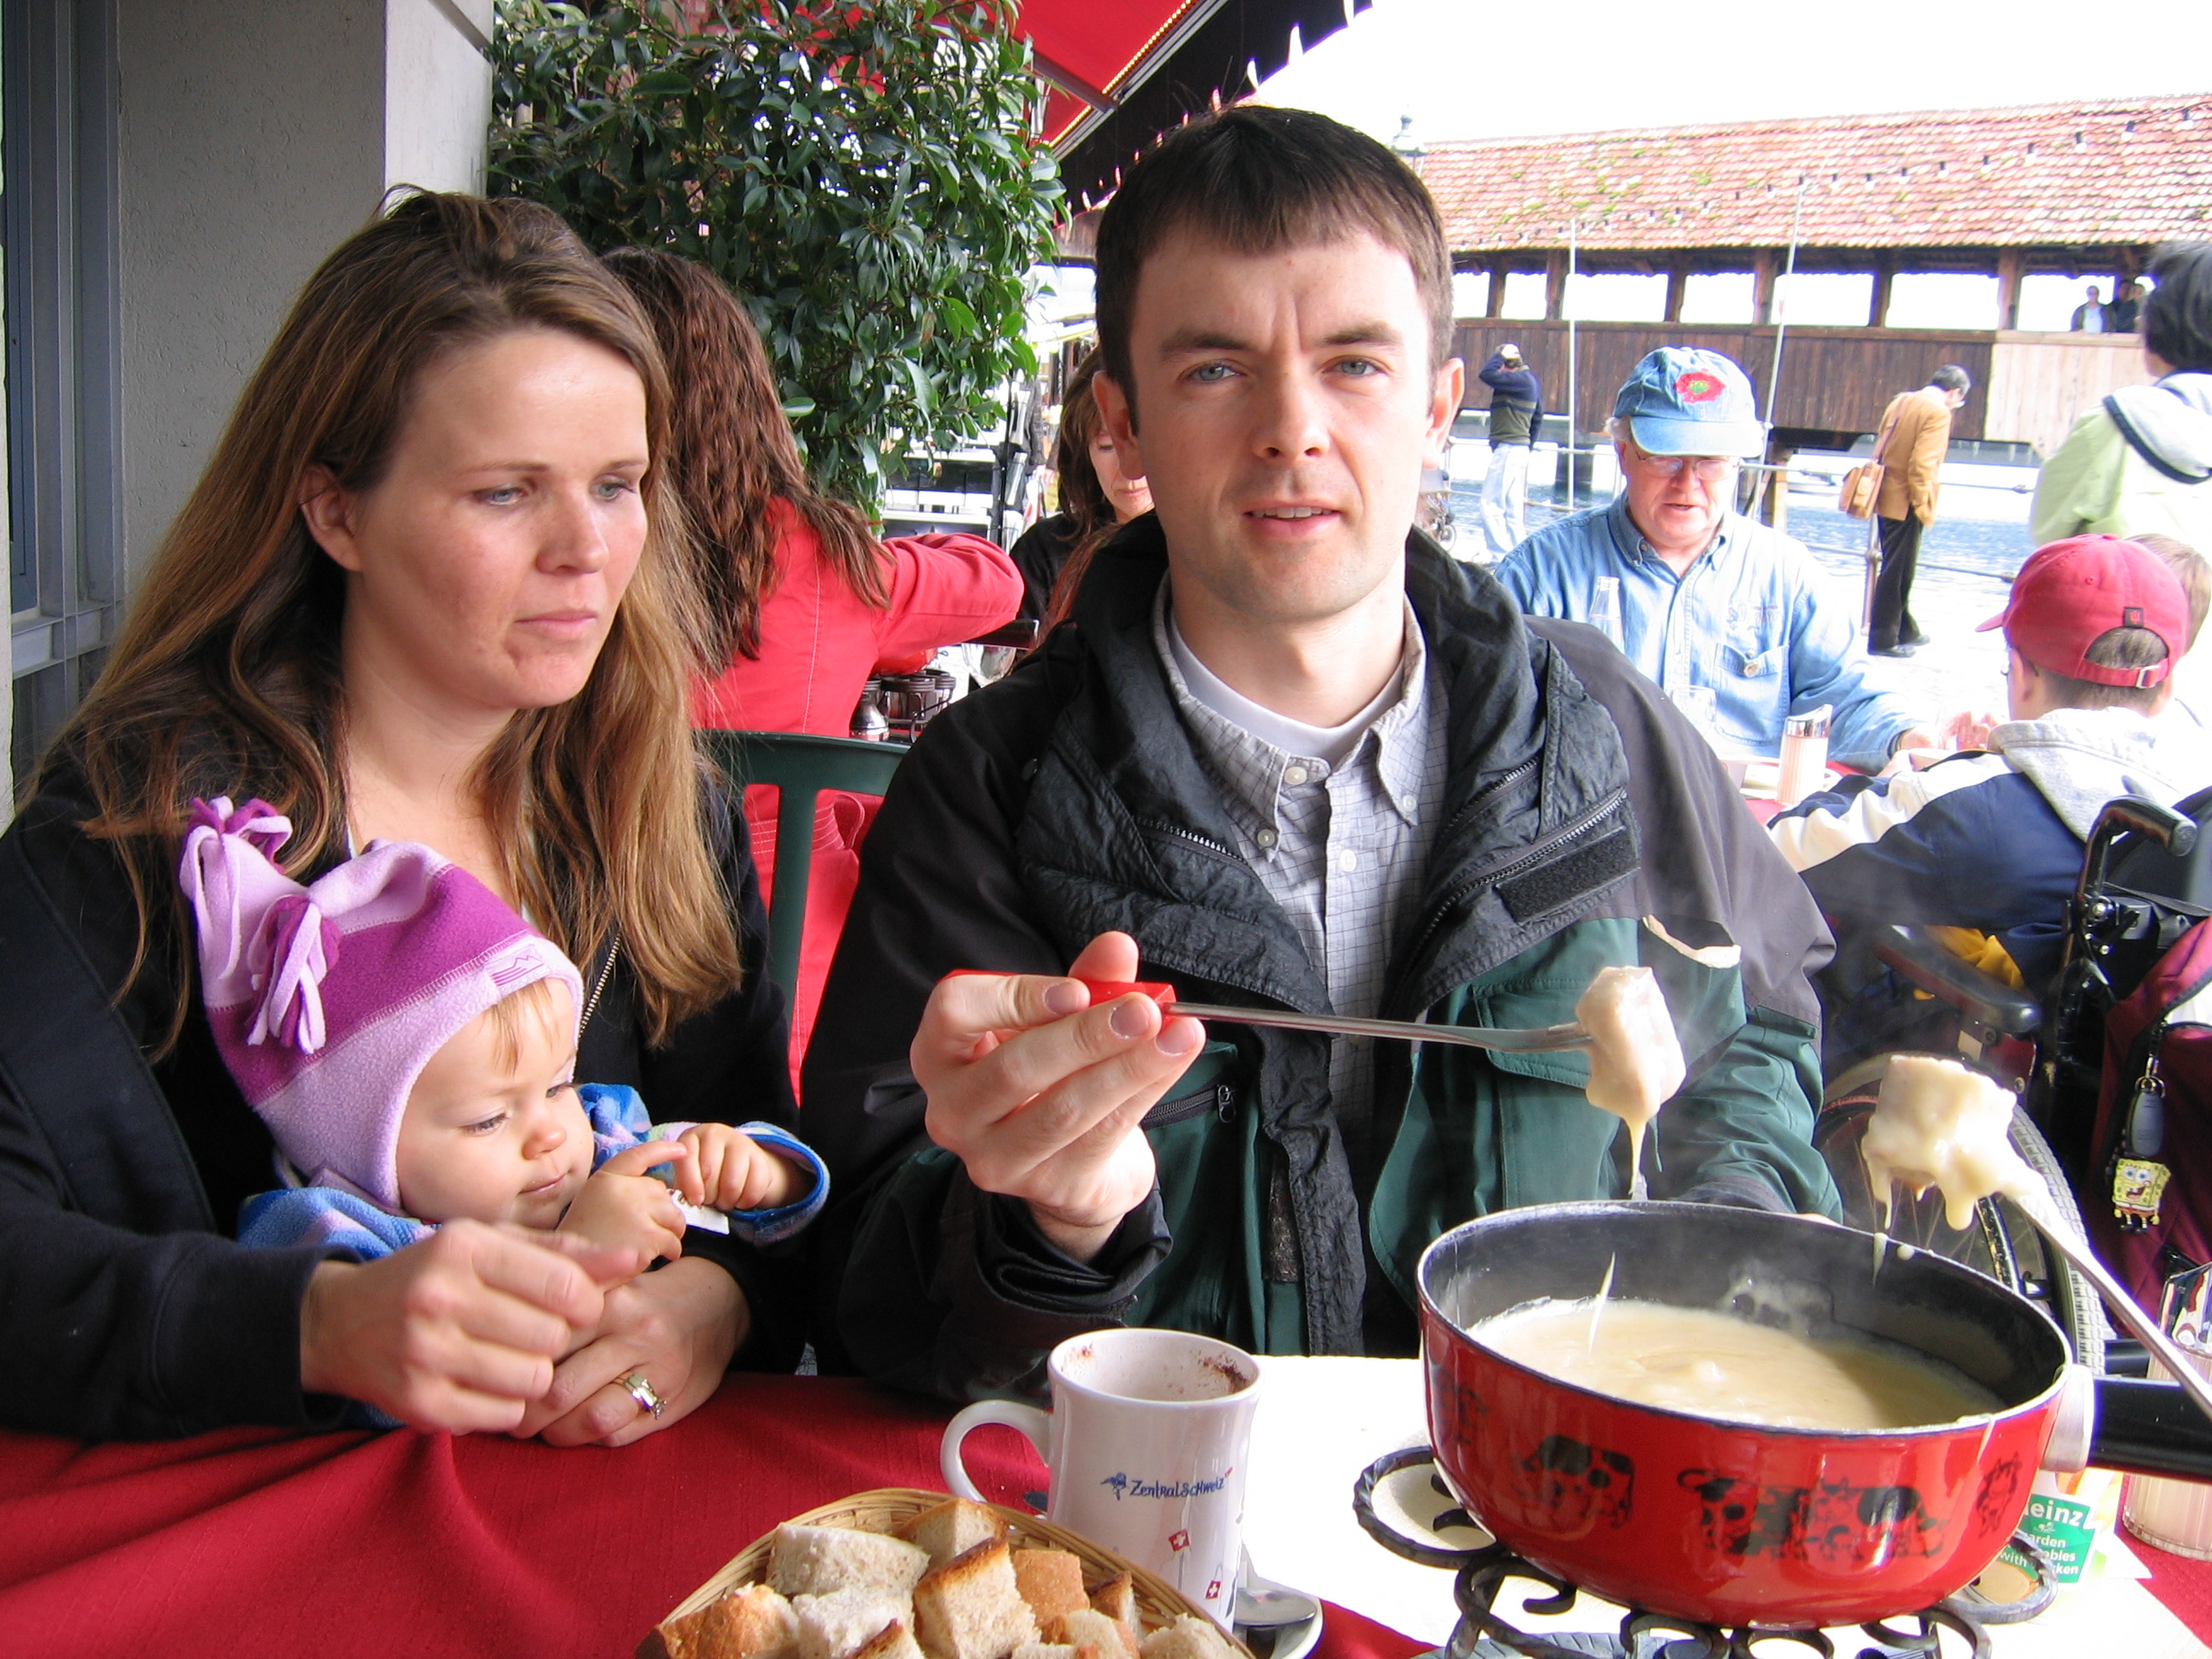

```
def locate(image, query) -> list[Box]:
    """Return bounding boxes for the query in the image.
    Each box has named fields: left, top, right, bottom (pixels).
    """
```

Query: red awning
left=1018, top=1, right=1212, bottom=148
left=1016, top=0, right=1372, bottom=210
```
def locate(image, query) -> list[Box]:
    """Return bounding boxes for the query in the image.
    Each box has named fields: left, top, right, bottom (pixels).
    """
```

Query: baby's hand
left=677, top=1123, right=811, bottom=1213
left=556, top=1143, right=689, bottom=1283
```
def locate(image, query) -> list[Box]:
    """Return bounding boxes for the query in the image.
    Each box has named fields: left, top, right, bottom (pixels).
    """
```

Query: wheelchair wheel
left=1819, top=1057, right=2105, bottom=1372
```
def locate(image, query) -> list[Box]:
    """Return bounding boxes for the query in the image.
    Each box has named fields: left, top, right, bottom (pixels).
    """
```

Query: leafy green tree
left=492, top=1, right=1061, bottom=508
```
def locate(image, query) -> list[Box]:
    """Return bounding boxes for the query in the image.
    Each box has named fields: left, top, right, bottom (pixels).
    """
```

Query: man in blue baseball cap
left=1499, top=347, right=1936, bottom=769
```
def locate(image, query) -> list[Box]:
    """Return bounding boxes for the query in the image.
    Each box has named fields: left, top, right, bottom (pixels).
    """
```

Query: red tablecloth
left=0, top=1375, right=1430, bottom=1659
left=2144, top=1529, right=2212, bottom=1640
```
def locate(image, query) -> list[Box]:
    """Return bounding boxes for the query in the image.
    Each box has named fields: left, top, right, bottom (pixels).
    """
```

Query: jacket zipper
left=1445, top=755, right=1542, bottom=840
left=579, top=929, right=621, bottom=1035
left=1404, top=788, right=1629, bottom=963
left=1133, top=816, right=1242, bottom=862
left=1144, top=1081, right=1237, bottom=1128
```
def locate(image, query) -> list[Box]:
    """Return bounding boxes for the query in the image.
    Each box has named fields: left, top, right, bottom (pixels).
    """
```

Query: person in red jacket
left=604, top=250, right=1021, bottom=1080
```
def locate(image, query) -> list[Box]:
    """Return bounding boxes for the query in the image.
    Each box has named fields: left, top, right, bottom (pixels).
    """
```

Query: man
left=2110, top=279, right=2145, bottom=335
left=2072, top=285, right=2110, bottom=333
left=1867, top=365, right=1972, bottom=656
left=801, top=108, right=1839, bottom=1401
left=1770, top=536, right=2210, bottom=1067
left=1497, top=349, right=1935, bottom=770
left=1477, top=343, right=1541, bottom=553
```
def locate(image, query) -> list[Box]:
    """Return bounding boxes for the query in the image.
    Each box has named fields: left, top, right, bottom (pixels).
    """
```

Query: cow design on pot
left=1679, top=1470, right=1944, bottom=1571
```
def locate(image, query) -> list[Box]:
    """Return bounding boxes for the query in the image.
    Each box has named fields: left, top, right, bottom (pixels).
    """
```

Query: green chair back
left=699, top=729, right=909, bottom=1006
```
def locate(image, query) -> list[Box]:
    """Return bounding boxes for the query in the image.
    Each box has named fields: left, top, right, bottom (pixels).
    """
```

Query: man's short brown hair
left=1093, top=106, right=1453, bottom=418
left=2035, top=626, right=2171, bottom=713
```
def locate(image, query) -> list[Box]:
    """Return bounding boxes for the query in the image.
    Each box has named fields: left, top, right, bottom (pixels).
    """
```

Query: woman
left=2032, top=240, right=2212, bottom=553
left=1006, top=346, right=1153, bottom=626
left=602, top=249, right=1020, bottom=738
left=0, top=194, right=795, bottom=1444
left=604, top=250, right=1019, bottom=1073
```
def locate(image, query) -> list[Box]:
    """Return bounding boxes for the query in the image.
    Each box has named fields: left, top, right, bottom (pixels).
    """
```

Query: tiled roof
left=1423, top=96, right=2212, bottom=253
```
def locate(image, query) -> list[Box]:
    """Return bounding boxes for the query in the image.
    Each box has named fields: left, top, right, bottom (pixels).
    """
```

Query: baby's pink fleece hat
left=179, top=796, right=584, bottom=1211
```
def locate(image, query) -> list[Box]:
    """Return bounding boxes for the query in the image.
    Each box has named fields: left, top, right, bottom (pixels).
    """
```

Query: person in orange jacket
left=1868, top=364, right=1970, bottom=656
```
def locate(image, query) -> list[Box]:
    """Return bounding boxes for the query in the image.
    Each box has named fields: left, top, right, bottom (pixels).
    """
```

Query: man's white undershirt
left=1164, top=613, right=1406, bottom=765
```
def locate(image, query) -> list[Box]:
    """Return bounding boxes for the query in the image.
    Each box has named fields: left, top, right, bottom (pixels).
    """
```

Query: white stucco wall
left=114, top=0, right=491, bottom=591
left=386, top=0, right=492, bottom=195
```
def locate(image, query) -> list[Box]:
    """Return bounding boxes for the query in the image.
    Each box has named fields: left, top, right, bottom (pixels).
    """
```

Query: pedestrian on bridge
left=1477, top=342, right=1541, bottom=554
left=1868, top=364, right=1972, bottom=657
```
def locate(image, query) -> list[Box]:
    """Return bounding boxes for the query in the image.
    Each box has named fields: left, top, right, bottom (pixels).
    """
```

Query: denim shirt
left=1496, top=497, right=1920, bottom=767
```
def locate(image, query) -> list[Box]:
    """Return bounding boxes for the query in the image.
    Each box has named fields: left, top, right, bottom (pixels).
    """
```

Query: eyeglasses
left=1623, top=445, right=1737, bottom=482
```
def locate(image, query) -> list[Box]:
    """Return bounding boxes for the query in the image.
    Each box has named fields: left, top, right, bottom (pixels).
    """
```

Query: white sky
left=1255, top=0, right=2211, bottom=329
left=1258, top=0, right=2212, bottom=146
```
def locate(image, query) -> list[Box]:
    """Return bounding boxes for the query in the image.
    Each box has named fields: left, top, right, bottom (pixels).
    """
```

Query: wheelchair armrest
left=2091, top=795, right=2198, bottom=859
left=1870, top=923, right=2041, bottom=1038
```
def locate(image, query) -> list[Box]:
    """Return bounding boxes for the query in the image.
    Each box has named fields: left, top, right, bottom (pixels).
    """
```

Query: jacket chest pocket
left=1722, top=603, right=1786, bottom=678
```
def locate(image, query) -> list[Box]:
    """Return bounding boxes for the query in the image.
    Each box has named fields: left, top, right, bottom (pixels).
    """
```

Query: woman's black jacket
left=0, top=756, right=798, bottom=1440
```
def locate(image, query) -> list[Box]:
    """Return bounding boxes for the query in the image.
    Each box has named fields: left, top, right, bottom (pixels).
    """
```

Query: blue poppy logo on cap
left=1674, top=370, right=1726, bottom=404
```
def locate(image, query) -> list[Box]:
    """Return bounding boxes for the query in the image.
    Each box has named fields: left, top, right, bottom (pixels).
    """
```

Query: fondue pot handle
left=2091, top=1377, right=2212, bottom=1481
left=2016, top=1200, right=2212, bottom=1428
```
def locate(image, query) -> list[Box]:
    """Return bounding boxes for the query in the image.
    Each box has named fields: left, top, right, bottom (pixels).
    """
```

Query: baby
left=180, top=796, right=824, bottom=1280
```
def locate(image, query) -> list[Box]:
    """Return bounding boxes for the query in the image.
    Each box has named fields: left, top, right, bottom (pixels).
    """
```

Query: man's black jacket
left=800, top=521, right=1838, bottom=1400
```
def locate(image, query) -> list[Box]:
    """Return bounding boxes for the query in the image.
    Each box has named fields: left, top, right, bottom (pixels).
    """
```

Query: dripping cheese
left=1576, top=965, right=1686, bottom=1142
left=1862, top=1055, right=2039, bottom=1231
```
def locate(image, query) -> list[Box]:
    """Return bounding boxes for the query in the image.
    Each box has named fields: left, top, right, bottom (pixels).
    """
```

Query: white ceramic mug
left=941, top=1328, right=1262, bottom=1627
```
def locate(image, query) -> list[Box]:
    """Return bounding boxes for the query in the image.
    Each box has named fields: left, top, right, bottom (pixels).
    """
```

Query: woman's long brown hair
left=1051, top=346, right=1114, bottom=541
left=1039, top=347, right=1123, bottom=636
left=601, top=247, right=891, bottom=667
left=48, top=192, right=740, bottom=1046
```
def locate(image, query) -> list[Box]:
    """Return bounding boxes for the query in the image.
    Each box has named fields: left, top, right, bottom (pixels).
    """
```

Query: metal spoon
left=1235, top=1548, right=1321, bottom=1632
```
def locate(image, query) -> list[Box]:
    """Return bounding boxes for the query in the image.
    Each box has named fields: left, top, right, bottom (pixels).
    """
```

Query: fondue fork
left=1047, top=975, right=1593, bottom=1054
left=2014, top=1197, right=2212, bottom=1427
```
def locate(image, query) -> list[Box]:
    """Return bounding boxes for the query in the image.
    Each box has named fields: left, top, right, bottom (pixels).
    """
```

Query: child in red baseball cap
left=1982, top=533, right=2194, bottom=702
left=1768, top=536, right=2212, bottom=1070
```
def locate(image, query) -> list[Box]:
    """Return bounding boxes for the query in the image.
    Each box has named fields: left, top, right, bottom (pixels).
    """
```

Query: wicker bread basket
left=641, top=1486, right=1255, bottom=1659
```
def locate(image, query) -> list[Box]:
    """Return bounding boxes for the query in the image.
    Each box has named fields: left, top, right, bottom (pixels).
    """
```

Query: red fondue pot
left=1417, top=1202, right=2077, bottom=1630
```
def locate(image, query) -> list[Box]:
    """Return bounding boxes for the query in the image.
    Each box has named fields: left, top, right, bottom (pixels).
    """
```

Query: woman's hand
left=556, top=1144, right=690, bottom=1281
left=513, top=1254, right=747, bottom=1447
left=298, top=1220, right=611, bottom=1432
left=912, top=931, right=1202, bottom=1265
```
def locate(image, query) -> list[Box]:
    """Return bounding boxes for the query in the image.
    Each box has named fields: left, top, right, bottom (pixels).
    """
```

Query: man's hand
left=556, top=1144, right=690, bottom=1281
left=673, top=1122, right=806, bottom=1212
left=1877, top=722, right=1949, bottom=777
left=911, top=931, right=1204, bottom=1264
left=516, top=1255, right=747, bottom=1447
left=298, top=1220, right=613, bottom=1431
left=1941, top=707, right=2000, bottom=752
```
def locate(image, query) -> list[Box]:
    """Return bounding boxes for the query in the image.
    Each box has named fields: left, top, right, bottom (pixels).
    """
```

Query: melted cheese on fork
left=1862, top=1054, right=2039, bottom=1231
left=1575, top=965, right=1686, bottom=1190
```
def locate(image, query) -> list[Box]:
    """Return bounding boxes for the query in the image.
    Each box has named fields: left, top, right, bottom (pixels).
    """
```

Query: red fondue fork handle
left=940, top=970, right=1591, bottom=1054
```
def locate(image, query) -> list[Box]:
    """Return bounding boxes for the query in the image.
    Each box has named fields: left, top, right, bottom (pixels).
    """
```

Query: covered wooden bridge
left=1422, top=95, right=2209, bottom=457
